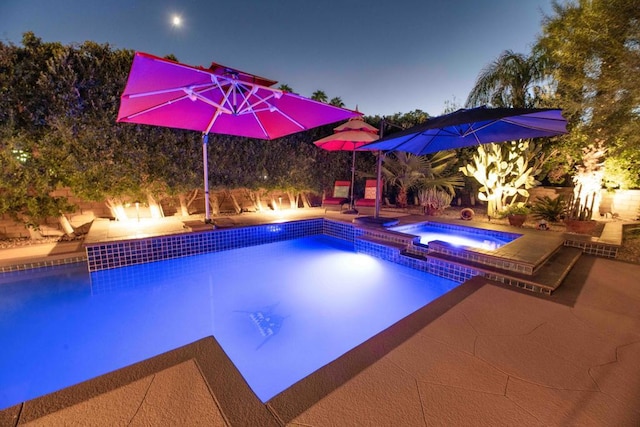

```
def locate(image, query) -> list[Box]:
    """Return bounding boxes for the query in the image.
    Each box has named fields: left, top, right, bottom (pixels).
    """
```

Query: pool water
left=393, top=223, right=519, bottom=250
left=0, top=235, right=458, bottom=409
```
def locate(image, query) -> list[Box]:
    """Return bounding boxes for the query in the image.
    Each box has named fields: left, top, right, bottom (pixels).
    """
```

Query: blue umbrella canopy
left=360, top=106, right=567, bottom=155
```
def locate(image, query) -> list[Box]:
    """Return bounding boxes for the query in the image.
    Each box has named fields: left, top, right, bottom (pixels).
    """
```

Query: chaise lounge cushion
left=355, top=179, right=381, bottom=208
left=323, top=181, right=350, bottom=207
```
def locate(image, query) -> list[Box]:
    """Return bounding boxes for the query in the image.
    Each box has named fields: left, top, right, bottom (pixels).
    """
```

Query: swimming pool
left=0, top=234, right=458, bottom=409
left=391, top=222, right=520, bottom=250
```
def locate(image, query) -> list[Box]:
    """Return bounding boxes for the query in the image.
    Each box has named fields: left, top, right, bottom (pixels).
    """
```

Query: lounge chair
left=355, top=179, right=382, bottom=209
left=322, top=180, right=351, bottom=212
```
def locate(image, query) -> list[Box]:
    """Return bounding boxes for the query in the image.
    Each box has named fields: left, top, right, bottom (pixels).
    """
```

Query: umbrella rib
left=269, top=107, right=305, bottom=130
left=205, top=109, right=223, bottom=134
left=186, top=89, right=234, bottom=114
left=460, top=121, right=496, bottom=137
left=210, top=75, right=237, bottom=114
left=125, top=81, right=217, bottom=99
left=237, top=87, right=306, bottom=134
left=123, top=93, right=192, bottom=119
left=232, top=82, right=282, bottom=117
left=501, top=117, right=564, bottom=131
left=233, top=82, right=259, bottom=113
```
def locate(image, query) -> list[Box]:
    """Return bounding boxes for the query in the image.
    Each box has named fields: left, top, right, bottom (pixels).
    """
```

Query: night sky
left=1, top=0, right=554, bottom=117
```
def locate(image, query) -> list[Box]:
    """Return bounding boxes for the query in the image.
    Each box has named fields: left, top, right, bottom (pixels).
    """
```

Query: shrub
left=531, top=195, right=565, bottom=222
left=498, top=203, right=530, bottom=218
left=418, top=188, right=453, bottom=214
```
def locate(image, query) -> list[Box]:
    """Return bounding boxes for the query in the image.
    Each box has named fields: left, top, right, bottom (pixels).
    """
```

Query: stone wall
left=529, top=187, right=640, bottom=220
left=606, top=189, right=640, bottom=220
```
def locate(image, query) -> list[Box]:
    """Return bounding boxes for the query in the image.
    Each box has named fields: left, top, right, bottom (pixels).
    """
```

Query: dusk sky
left=1, top=0, right=554, bottom=117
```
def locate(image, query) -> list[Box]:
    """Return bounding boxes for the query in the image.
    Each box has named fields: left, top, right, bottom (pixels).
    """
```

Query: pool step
left=423, top=246, right=583, bottom=295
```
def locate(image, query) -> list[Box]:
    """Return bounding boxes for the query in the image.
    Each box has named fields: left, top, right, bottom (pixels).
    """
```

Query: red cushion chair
left=322, top=180, right=351, bottom=211
left=355, top=179, right=382, bottom=208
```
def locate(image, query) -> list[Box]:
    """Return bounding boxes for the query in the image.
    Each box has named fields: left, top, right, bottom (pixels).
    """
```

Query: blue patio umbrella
left=361, top=106, right=567, bottom=155
left=359, top=106, right=568, bottom=218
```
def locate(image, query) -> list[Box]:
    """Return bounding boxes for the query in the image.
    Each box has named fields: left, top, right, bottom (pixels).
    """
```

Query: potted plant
left=564, top=187, right=597, bottom=234
left=564, top=143, right=605, bottom=234
left=499, top=204, right=530, bottom=227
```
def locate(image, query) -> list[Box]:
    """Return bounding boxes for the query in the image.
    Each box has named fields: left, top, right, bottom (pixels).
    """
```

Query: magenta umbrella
left=313, top=117, right=379, bottom=213
left=117, top=52, right=360, bottom=221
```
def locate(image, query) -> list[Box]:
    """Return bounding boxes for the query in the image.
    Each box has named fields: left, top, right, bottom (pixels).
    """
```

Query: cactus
left=460, top=141, right=549, bottom=218
left=565, top=184, right=595, bottom=221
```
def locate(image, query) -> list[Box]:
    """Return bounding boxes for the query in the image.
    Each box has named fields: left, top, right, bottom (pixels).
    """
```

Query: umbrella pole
left=202, top=133, right=211, bottom=223
left=341, top=149, right=358, bottom=215
left=374, top=120, right=386, bottom=218
left=375, top=150, right=383, bottom=218
left=350, top=150, right=356, bottom=212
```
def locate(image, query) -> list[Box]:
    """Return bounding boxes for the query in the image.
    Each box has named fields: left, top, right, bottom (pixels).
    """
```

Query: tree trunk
left=251, top=190, right=265, bottom=211
left=178, top=194, right=190, bottom=217
left=105, top=198, right=128, bottom=221
left=396, top=187, right=408, bottom=208
left=300, top=192, right=311, bottom=208
left=209, top=192, right=220, bottom=216
left=227, top=191, right=242, bottom=214
left=146, top=193, right=164, bottom=219
left=58, top=214, right=74, bottom=235
left=286, top=191, right=297, bottom=209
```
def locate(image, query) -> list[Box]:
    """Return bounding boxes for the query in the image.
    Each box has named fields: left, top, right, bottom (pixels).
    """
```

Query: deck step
left=529, top=246, right=583, bottom=290
left=421, top=246, right=582, bottom=295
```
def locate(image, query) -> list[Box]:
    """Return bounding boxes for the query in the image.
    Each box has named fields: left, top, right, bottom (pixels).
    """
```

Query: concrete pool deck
left=1, top=209, right=639, bottom=425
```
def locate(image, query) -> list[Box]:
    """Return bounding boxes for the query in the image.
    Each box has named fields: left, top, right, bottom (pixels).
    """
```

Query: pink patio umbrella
left=117, top=52, right=360, bottom=221
left=313, top=117, right=379, bottom=213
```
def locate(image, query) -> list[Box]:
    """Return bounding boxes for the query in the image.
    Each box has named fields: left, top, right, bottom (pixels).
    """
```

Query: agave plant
left=418, top=188, right=453, bottom=214
left=531, top=195, right=566, bottom=222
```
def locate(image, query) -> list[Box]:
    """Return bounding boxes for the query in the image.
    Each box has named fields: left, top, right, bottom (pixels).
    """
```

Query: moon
left=171, top=15, right=182, bottom=28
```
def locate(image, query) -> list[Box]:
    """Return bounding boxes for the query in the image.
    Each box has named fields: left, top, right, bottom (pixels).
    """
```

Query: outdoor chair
left=355, top=179, right=382, bottom=209
left=322, top=180, right=351, bottom=212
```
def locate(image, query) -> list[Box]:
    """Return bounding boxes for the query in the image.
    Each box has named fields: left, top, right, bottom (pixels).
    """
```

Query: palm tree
left=418, top=150, right=465, bottom=194
left=277, top=84, right=293, bottom=93
left=382, top=151, right=463, bottom=207
left=329, top=97, right=345, bottom=108
left=311, top=90, right=328, bottom=103
left=466, top=50, right=548, bottom=108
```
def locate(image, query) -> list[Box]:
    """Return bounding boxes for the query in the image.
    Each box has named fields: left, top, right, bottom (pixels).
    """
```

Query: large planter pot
left=460, top=208, right=474, bottom=220
left=564, top=219, right=597, bottom=235
left=507, top=214, right=527, bottom=227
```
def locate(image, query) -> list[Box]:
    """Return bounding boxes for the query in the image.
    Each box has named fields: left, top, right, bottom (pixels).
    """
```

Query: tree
left=329, top=97, right=345, bottom=108
left=536, top=0, right=640, bottom=187
left=466, top=50, right=548, bottom=108
left=277, top=84, right=293, bottom=93
left=311, top=90, right=328, bottom=103
left=0, top=34, right=76, bottom=228
left=382, top=151, right=462, bottom=208
left=416, top=150, right=464, bottom=195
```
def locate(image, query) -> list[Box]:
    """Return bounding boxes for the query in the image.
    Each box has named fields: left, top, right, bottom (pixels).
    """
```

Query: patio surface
left=1, top=208, right=639, bottom=425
